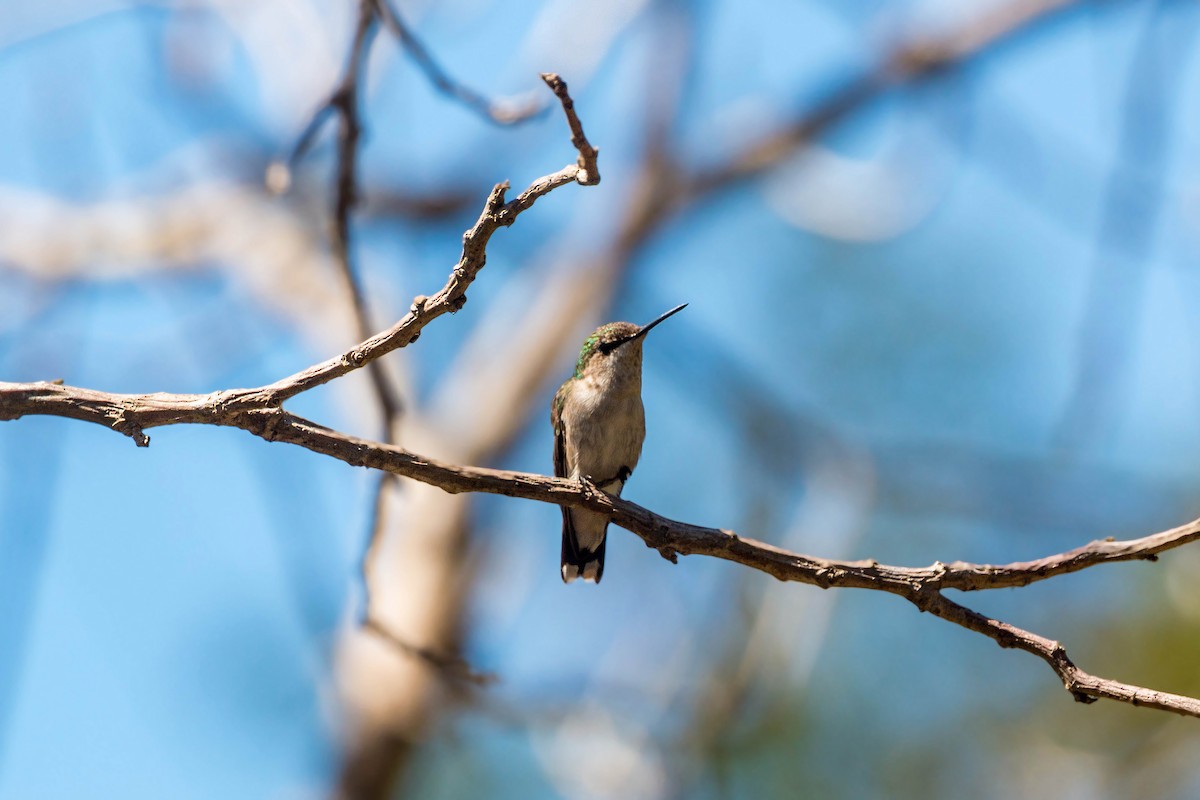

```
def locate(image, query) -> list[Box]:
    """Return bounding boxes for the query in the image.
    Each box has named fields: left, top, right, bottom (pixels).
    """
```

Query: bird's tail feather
left=561, top=514, right=606, bottom=584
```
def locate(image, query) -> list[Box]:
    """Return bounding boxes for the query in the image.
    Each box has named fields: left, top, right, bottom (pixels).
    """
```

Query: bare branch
left=931, top=520, right=1200, bottom=590
left=922, top=593, right=1200, bottom=717
left=5, top=379, right=1191, bottom=594
left=3, top=380, right=1199, bottom=717
left=539, top=73, right=600, bottom=185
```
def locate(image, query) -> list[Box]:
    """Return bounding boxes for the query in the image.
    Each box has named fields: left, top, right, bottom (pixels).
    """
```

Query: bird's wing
left=551, top=382, right=569, bottom=479
left=552, top=381, right=584, bottom=582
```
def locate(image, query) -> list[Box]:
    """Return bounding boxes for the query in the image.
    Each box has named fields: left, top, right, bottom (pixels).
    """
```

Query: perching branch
left=3, top=380, right=1200, bottom=717
left=2, top=378, right=1194, bottom=597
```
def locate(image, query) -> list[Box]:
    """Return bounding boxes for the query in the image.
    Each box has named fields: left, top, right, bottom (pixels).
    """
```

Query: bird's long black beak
left=632, top=303, right=687, bottom=341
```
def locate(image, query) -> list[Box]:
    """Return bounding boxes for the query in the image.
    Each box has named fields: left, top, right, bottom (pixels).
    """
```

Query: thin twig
left=539, top=73, right=599, bottom=184
left=922, top=592, right=1200, bottom=716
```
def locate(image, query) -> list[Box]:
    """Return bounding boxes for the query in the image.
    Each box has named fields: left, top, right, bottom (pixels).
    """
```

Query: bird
left=551, top=303, right=687, bottom=583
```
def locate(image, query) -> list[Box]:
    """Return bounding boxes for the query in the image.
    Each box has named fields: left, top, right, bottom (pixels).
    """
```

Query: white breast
left=563, top=376, right=646, bottom=488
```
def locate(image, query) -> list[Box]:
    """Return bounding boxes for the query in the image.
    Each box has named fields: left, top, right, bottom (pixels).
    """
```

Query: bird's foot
left=579, top=474, right=604, bottom=496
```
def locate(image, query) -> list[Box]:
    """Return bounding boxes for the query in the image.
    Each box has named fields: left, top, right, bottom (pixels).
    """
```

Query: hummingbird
left=551, top=303, right=687, bottom=583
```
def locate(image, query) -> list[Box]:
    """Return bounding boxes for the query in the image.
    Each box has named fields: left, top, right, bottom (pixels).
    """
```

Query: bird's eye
left=598, top=339, right=620, bottom=354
